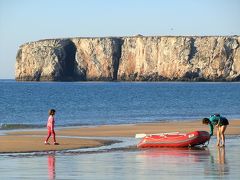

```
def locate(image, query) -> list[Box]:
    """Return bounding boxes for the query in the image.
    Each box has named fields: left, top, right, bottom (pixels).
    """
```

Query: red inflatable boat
left=137, top=131, right=210, bottom=148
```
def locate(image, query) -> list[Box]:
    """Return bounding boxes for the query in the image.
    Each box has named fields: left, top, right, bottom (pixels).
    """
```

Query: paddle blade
left=135, top=134, right=147, bottom=138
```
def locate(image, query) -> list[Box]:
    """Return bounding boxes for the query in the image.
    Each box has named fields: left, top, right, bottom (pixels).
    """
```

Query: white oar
left=135, top=134, right=149, bottom=138
left=135, top=132, right=179, bottom=138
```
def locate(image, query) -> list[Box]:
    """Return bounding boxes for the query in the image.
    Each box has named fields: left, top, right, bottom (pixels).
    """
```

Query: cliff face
left=118, top=36, right=240, bottom=81
left=15, top=39, right=76, bottom=81
left=15, top=36, right=240, bottom=81
left=72, top=38, right=123, bottom=80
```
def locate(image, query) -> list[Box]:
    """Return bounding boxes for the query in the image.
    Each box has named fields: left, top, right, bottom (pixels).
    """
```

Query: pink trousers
left=45, top=127, right=56, bottom=142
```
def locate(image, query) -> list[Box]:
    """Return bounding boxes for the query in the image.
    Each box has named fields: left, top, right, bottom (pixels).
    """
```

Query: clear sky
left=0, top=0, right=239, bottom=79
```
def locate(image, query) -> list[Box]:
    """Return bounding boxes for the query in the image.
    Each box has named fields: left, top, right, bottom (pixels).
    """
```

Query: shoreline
left=1, top=119, right=240, bottom=153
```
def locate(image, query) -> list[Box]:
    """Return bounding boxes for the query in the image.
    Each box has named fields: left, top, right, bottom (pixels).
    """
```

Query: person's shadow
left=48, top=152, right=56, bottom=180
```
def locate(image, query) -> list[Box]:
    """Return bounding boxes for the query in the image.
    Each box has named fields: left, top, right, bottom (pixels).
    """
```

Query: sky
left=0, top=0, right=239, bottom=79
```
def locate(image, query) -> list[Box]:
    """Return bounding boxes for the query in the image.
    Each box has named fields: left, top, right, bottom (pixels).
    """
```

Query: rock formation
left=16, top=36, right=240, bottom=81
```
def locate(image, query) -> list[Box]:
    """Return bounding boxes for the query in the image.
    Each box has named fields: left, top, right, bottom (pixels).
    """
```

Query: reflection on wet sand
left=216, top=147, right=229, bottom=175
left=205, top=147, right=229, bottom=177
left=138, top=147, right=210, bottom=159
left=138, top=146, right=230, bottom=178
left=135, top=147, right=211, bottom=177
left=1, top=137, right=240, bottom=179
left=217, top=147, right=226, bottom=164
left=48, top=153, right=56, bottom=180
left=137, top=147, right=210, bottom=163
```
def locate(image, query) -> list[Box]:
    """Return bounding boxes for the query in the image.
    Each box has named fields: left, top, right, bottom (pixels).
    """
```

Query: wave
left=0, top=123, right=94, bottom=130
left=0, top=123, right=44, bottom=130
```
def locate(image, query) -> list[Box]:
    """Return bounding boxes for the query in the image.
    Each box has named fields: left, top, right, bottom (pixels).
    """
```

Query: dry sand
left=1, top=120, right=240, bottom=153
left=0, top=136, right=112, bottom=153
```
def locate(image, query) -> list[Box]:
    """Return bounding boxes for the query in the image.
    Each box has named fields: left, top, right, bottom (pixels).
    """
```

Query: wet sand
left=1, top=120, right=240, bottom=153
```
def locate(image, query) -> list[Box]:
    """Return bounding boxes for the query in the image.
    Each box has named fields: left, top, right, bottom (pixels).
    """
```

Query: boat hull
left=137, top=131, right=210, bottom=148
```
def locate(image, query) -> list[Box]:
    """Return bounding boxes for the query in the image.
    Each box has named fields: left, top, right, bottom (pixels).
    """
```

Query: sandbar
left=1, top=120, right=240, bottom=153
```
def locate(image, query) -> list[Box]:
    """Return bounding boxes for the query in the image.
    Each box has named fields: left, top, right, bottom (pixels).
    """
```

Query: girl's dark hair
left=49, top=109, right=56, bottom=115
left=202, top=118, right=210, bottom=124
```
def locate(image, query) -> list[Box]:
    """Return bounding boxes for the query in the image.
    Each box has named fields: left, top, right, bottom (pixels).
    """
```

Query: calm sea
left=1, top=80, right=240, bottom=179
left=0, top=80, right=240, bottom=129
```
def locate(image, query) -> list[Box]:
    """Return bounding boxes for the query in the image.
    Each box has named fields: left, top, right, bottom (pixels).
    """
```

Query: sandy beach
left=1, top=120, right=240, bottom=153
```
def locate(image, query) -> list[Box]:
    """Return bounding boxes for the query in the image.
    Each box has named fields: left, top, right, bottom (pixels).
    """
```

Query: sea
left=0, top=80, right=240, bottom=129
left=1, top=80, right=240, bottom=179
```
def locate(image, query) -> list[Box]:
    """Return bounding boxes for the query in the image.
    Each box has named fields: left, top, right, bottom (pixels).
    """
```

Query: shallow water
left=0, top=136, right=239, bottom=179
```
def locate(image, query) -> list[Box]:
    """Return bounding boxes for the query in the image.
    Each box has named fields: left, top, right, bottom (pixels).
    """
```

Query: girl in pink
left=45, top=109, right=58, bottom=145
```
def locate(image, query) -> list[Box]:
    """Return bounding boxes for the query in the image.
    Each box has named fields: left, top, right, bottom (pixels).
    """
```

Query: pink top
left=47, top=115, right=55, bottom=130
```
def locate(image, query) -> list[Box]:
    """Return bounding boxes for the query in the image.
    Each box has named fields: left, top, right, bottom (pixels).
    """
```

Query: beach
left=1, top=120, right=240, bottom=153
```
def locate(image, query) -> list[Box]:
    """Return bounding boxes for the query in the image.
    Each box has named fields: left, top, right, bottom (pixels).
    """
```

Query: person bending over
left=202, top=114, right=229, bottom=147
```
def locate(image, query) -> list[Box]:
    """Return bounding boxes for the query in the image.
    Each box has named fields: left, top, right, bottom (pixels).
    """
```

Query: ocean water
left=0, top=80, right=240, bottom=129
left=0, top=136, right=239, bottom=179
left=1, top=80, right=240, bottom=179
